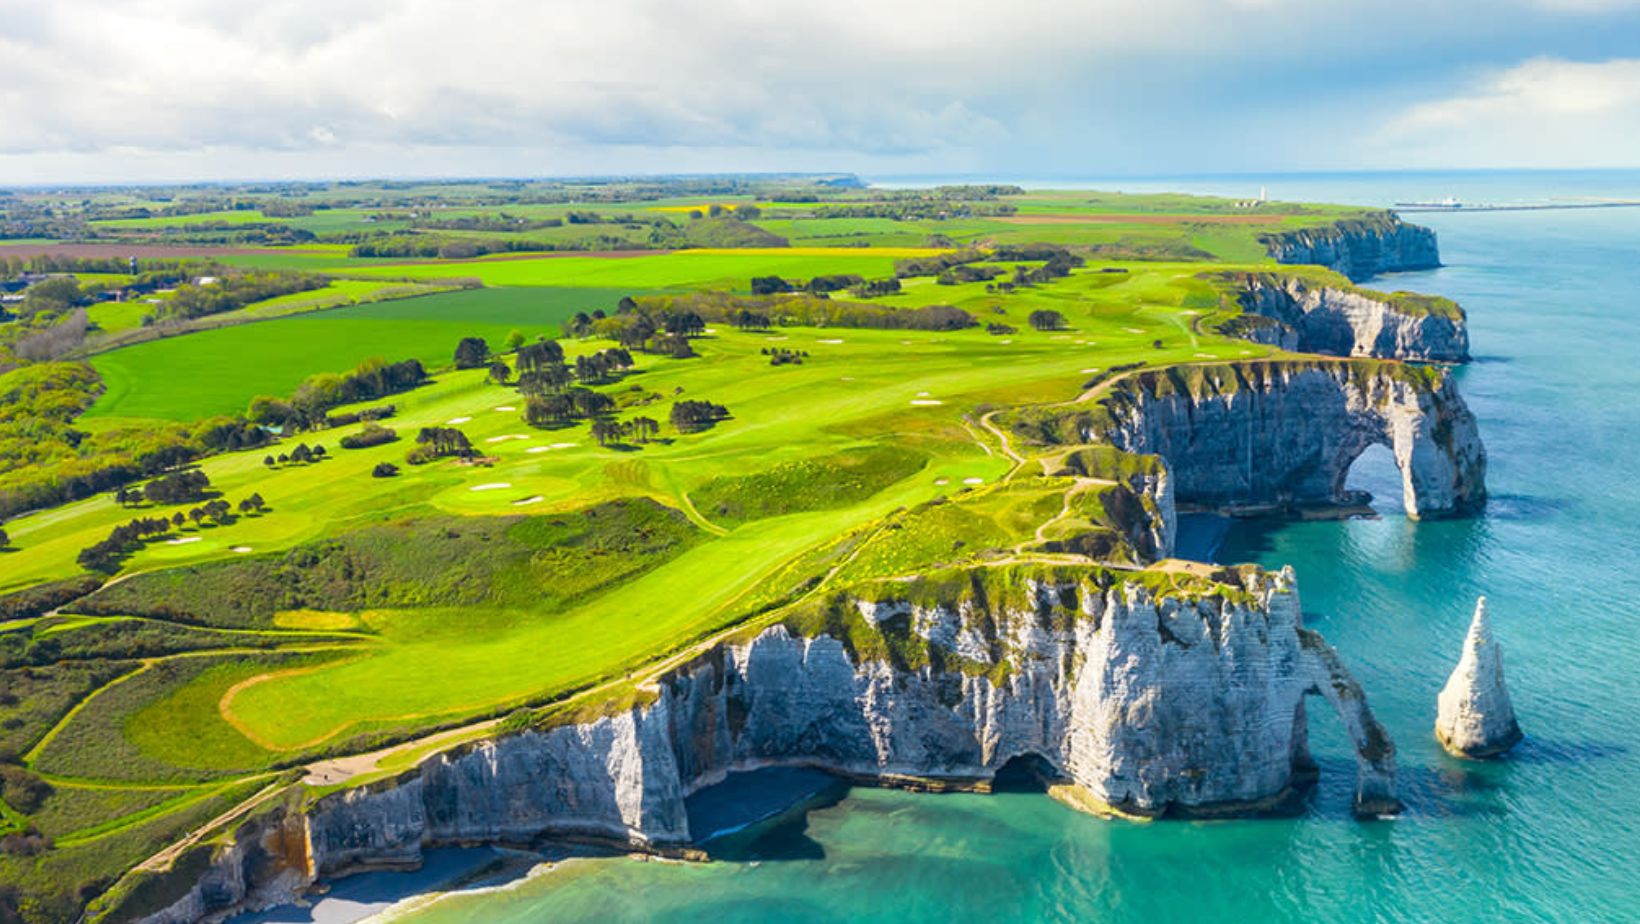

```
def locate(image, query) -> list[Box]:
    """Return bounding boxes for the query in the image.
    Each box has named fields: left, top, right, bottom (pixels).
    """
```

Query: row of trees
left=75, top=493, right=264, bottom=572
left=262, top=442, right=327, bottom=466
left=247, top=358, right=427, bottom=430
left=339, top=424, right=397, bottom=449
left=588, top=416, right=660, bottom=446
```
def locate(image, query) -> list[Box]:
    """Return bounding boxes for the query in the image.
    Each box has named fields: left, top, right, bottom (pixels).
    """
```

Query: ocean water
left=383, top=173, right=1640, bottom=923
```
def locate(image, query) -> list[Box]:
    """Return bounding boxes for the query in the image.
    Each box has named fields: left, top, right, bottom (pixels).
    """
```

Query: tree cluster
left=263, top=442, right=327, bottom=466
left=635, top=292, right=975, bottom=332
left=339, top=424, right=398, bottom=450
left=407, top=427, right=474, bottom=464
left=937, top=265, right=1003, bottom=285
left=138, top=470, right=210, bottom=505
left=589, top=415, right=660, bottom=446
left=156, top=269, right=326, bottom=322
left=893, top=249, right=988, bottom=279
left=1028, top=310, right=1069, bottom=331
left=248, top=358, right=427, bottom=430
left=453, top=336, right=491, bottom=369
left=763, top=347, right=807, bottom=366
left=670, top=399, right=731, bottom=434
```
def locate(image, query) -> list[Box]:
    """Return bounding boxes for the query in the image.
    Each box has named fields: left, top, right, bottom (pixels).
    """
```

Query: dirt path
left=132, top=779, right=286, bottom=874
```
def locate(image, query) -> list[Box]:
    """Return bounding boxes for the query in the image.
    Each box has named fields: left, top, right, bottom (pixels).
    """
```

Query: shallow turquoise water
left=388, top=175, right=1640, bottom=923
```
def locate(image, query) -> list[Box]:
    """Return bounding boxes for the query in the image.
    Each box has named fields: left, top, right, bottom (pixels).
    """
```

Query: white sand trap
left=1195, top=353, right=1216, bottom=359
left=766, top=335, right=789, bottom=341
left=963, top=477, right=984, bottom=485
left=167, top=536, right=202, bottom=545
left=486, top=434, right=529, bottom=443
left=446, top=416, right=472, bottom=425
left=470, top=482, right=511, bottom=492
left=934, top=478, right=950, bottom=486
left=1124, top=328, right=1145, bottom=335
left=817, top=338, right=844, bottom=344
left=493, top=406, right=516, bottom=412
left=527, top=442, right=578, bottom=454
left=512, top=496, right=544, bottom=506
left=704, top=328, right=719, bottom=334
left=910, top=399, right=943, bottom=406
left=1081, top=367, right=1101, bottom=374
left=230, top=546, right=253, bottom=553
left=1240, top=349, right=1254, bottom=355
left=998, top=339, right=1013, bottom=344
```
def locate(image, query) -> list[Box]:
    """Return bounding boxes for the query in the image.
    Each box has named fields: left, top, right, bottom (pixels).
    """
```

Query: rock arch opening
left=1338, top=442, right=1403, bottom=513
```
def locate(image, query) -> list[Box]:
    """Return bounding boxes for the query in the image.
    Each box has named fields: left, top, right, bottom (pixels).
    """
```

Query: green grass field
left=84, top=286, right=635, bottom=422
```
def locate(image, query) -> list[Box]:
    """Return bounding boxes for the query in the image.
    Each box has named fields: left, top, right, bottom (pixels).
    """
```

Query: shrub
left=372, top=462, right=400, bottom=478
left=339, top=424, right=398, bottom=450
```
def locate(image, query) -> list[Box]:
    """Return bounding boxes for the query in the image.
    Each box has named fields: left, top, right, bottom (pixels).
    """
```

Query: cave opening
left=990, top=753, right=1063, bottom=793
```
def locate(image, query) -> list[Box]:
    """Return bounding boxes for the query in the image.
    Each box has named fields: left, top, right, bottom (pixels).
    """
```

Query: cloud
left=0, top=0, right=1638, bottom=180
left=1377, top=57, right=1640, bottom=167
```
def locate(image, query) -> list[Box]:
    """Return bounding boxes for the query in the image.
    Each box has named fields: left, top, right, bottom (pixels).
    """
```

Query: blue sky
left=1, top=0, right=1639, bottom=183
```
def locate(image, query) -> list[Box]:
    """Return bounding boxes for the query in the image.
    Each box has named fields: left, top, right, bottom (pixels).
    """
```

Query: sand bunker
left=486, top=434, right=529, bottom=443
left=526, top=443, right=578, bottom=454
left=817, top=338, right=844, bottom=344
left=470, top=483, right=511, bottom=492
left=910, top=399, right=943, bottom=406
left=933, top=478, right=950, bottom=486
left=446, top=416, right=472, bottom=425
left=167, top=536, right=202, bottom=545
left=230, top=546, right=253, bottom=553
left=494, top=406, right=516, bottom=412
left=512, top=496, right=544, bottom=506
left=963, top=477, right=985, bottom=485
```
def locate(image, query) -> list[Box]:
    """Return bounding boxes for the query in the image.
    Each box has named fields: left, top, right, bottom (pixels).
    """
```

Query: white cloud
left=1378, top=57, right=1640, bottom=167
left=0, top=0, right=1637, bottom=180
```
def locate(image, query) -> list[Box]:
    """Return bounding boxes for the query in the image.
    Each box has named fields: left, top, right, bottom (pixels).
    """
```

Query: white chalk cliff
left=1222, top=273, right=1469, bottom=363
left=1262, top=215, right=1440, bottom=281
left=1435, top=597, right=1523, bottom=758
left=127, top=565, right=1400, bottom=923
left=1015, top=360, right=1488, bottom=521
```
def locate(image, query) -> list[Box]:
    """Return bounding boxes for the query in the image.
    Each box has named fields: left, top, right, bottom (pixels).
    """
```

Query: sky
left=2, top=0, right=1640, bottom=184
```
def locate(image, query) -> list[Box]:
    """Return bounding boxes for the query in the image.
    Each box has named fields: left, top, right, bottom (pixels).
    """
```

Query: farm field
left=0, top=176, right=1401, bottom=922
left=84, top=286, right=635, bottom=422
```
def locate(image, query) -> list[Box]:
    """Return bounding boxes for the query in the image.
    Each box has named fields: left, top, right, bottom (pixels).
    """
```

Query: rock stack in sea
left=1435, top=596, right=1523, bottom=758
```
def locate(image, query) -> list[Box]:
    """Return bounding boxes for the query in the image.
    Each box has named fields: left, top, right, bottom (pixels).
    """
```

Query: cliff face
left=1262, top=215, right=1440, bottom=281
left=1227, top=274, right=1469, bottom=363
left=1093, top=362, right=1487, bottom=519
left=130, top=566, right=1400, bottom=923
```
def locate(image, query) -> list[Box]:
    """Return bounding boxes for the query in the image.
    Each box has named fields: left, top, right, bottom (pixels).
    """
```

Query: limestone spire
left=1435, top=596, right=1523, bottom=758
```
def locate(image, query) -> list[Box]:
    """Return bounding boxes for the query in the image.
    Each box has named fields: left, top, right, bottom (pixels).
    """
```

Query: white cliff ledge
left=1005, top=360, right=1488, bottom=522
left=1436, top=597, right=1523, bottom=759
left=121, top=564, right=1400, bottom=924
left=1261, top=214, right=1441, bottom=281
left=1212, top=271, right=1470, bottom=363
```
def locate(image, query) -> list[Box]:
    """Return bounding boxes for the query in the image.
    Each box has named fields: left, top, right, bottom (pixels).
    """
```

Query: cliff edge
left=1262, top=214, right=1440, bottom=281
left=117, top=564, right=1400, bottom=924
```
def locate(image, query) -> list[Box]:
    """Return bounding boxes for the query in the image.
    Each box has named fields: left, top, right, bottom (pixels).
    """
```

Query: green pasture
left=83, top=286, right=632, bottom=422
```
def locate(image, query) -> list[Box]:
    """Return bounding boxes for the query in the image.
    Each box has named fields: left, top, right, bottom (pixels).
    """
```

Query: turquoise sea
left=384, top=173, right=1640, bottom=923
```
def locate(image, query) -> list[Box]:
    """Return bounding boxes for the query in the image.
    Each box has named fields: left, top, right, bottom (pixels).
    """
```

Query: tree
left=1027, top=310, right=1067, bottom=332
left=453, top=336, right=490, bottom=369
left=247, top=493, right=265, bottom=512
left=488, top=360, right=511, bottom=385
left=263, top=455, right=275, bottom=468
left=0, top=528, right=9, bottom=549
left=590, top=419, right=621, bottom=446
left=172, top=512, right=186, bottom=528
left=372, top=462, right=400, bottom=478
left=506, top=329, right=526, bottom=352
left=188, top=507, right=206, bottom=527
left=630, top=416, right=659, bottom=443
